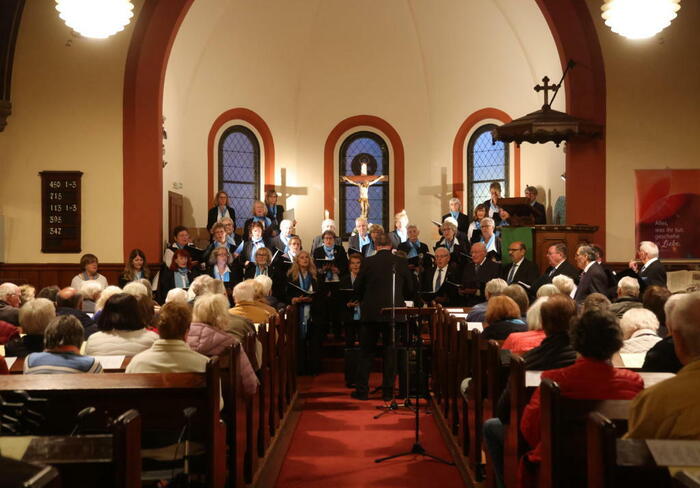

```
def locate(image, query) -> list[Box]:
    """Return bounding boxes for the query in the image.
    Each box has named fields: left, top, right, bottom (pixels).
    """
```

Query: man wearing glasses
left=501, top=242, right=539, bottom=290
left=0, top=282, right=21, bottom=326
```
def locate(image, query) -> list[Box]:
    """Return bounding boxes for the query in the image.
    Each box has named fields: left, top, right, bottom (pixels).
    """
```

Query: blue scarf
left=226, top=234, right=236, bottom=246
left=268, top=205, right=277, bottom=219
left=323, top=245, right=335, bottom=280
left=358, top=234, right=370, bottom=248
left=253, top=216, right=271, bottom=227
left=255, top=265, right=268, bottom=277
left=175, top=268, right=190, bottom=288
left=407, top=241, right=420, bottom=258
left=450, top=211, right=459, bottom=220
left=299, top=272, right=312, bottom=326
left=213, top=265, right=230, bottom=282
left=280, top=234, right=290, bottom=253
left=218, top=206, right=228, bottom=219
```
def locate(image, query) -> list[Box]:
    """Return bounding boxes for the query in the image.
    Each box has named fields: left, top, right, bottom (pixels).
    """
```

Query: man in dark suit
left=525, top=185, right=546, bottom=225
left=531, top=242, right=580, bottom=293
left=347, top=217, right=371, bottom=254
left=501, top=241, right=539, bottom=291
left=353, top=232, right=415, bottom=401
left=459, top=242, right=501, bottom=306
left=573, top=244, right=610, bottom=302
left=420, top=247, right=461, bottom=307
left=628, top=241, right=667, bottom=292
left=441, top=197, right=470, bottom=235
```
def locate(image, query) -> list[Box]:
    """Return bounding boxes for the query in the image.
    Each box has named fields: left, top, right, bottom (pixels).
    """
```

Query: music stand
left=374, top=307, right=454, bottom=466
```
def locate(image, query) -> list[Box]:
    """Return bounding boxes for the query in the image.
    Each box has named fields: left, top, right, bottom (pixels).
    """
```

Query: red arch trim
left=323, top=115, right=404, bottom=218
left=452, top=107, right=522, bottom=203
left=207, top=108, right=275, bottom=203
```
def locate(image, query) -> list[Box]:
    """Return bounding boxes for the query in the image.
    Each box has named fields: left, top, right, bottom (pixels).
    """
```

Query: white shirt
left=507, top=258, right=524, bottom=283
left=433, top=266, right=448, bottom=291
left=583, top=261, right=595, bottom=273
left=641, top=257, right=658, bottom=273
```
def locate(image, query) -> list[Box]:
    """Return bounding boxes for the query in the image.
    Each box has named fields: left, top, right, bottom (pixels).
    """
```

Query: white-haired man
left=270, top=219, right=296, bottom=254
left=627, top=292, right=700, bottom=439
left=466, top=278, right=508, bottom=323
left=609, top=276, right=643, bottom=318
left=348, top=216, right=371, bottom=254
left=0, top=282, right=21, bottom=326
left=628, top=241, right=667, bottom=291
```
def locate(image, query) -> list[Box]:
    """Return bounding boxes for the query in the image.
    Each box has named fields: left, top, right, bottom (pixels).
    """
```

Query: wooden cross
left=267, top=167, right=308, bottom=210
left=534, top=76, right=559, bottom=109
left=418, top=167, right=461, bottom=214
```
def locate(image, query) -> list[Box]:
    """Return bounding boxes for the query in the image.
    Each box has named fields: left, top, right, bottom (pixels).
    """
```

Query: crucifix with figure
left=340, top=161, right=387, bottom=220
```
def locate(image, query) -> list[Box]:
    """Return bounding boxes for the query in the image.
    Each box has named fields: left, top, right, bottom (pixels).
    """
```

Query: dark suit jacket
left=574, top=262, right=609, bottom=302
left=354, top=250, right=415, bottom=323
left=397, top=240, right=430, bottom=265
left=269, top=234, right=297, bottom=253
left=639, top=259, right=667, bottom=291
left=242, top=218, right=274, bottom=241
left=461, top=259, right=502, bottom=306
left=532, top=259, right=580, bottom=294
left=0, top=301, right=19, bottom=326
left=338, top=273, right=360, bottom=323
left=442, top=212, right=470, bottom=234
left=207, top=205, right=236, bottom=231
left=235, top=239, right=272, bottom=265
left=312, top=245, right=349, bottom=276
left=266, top=204, right=284, bottom=230
left=348, top=234, right=370, bottom=254
left=433, top=237, right=470, bottom=268
left=420, top=263, right=461, bottom=307
left=156, top=267, right=199, bottom=304
left=389, top=230, right=406, bottom=249
left=531, top=201, right=546, bottom=225
left=482, top=199, right=502, bottom=225
left=501, top=258, right=540, bottom=289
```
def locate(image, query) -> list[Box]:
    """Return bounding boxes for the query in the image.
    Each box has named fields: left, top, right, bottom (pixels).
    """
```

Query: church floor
left=273, top=373, right=463, bottom=487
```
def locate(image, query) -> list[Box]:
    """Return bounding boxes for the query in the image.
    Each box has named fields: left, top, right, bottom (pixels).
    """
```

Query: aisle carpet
left=274, top=373, right=462, bottom=487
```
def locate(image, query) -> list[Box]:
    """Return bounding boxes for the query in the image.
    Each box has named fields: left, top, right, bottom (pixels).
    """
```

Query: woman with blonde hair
left=207, top=190, right=236, bottom=231
left=286, top=250, right=322, bottom=374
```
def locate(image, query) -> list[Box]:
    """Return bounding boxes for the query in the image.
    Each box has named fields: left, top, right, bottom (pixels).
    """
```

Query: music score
left=40, top=171, right=82, bottom=253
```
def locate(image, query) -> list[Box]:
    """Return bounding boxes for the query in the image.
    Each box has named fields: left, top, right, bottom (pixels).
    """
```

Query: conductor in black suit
left=501, top=241, right=539, bottom=290
left=573, top=244, right=610, bottom=302
left=207, top=191, right=236, bottom=231
left=628, top=241, right=667, bottom=292
left=524, top=185, right=546, bottom=225
left=459, top=242, right=501, bottom=306
left=531, top=242, right=580, bottom=293
left=352, top=232, right=415, bottom=401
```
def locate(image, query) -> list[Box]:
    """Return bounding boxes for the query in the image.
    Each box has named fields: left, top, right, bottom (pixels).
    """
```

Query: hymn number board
left=40, top=171, right=82, bottom=253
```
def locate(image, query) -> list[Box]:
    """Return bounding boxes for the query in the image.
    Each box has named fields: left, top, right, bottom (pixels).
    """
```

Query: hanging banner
left=635, top=169, right=700, bottom=260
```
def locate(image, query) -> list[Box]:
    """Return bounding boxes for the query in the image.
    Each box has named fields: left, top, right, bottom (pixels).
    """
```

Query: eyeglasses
left=508, top=248, right=521, bottom=252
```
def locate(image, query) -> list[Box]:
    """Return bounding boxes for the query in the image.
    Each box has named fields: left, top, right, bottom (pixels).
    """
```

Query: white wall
left=163, top=0, right=565, bottom=246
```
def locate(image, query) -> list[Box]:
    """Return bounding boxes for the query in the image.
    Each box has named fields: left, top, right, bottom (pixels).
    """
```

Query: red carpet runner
left=274, top=373, right=462, bottom=487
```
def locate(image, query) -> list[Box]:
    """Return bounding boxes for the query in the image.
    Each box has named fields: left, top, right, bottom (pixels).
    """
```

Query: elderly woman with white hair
left=620, top=308, right=662, bottom=354
left=434, top=218, right=470, bottom=266
left=609, top=276, right=642, bottom=318
left=642, top=293, right=686, bottom=373
left=92, top=285, right=123, bottom=322
left=5, top=298, right=56, bottom=358
left=502, top=297, right=549, bottom=355
left=536, top=284, right=560, bottom=298
left=253, top=274, right=280, bottom=314
left=79, top=280, right=104, bottom=314
left=552, top=274, right=575, bottom=297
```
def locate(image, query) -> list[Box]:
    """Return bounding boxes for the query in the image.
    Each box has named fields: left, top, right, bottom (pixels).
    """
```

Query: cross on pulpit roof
left=534, top=75, right=559, bottom=109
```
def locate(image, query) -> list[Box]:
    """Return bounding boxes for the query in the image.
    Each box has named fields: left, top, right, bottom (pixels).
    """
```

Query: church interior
left=1, top=0, right=700, bottom=486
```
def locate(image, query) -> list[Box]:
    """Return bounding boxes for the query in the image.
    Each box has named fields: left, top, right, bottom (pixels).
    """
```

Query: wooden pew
left=257, top=323, right=272, bottom=458
left=218, top=343, right=249, bottom=488
left=504, top=355, right=534, bottom=488
left=242, top=330, right=260, bottom=483
left=539, top=378, right=631, bottom=488
left=112, top=409, right=141, bottom=488
left=0, top=360, right=225, bottom=488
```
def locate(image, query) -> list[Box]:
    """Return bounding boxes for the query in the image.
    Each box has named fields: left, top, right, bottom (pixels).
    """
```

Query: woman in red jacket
left=519, top=309, right=644, bottom=487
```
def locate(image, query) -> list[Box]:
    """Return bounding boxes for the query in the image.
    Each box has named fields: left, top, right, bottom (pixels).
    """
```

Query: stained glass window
left=338, top=131, right=389, bottom=238
left=467, top=124, right=509, bottom=215
left=218, top=125, right=260, bottom=229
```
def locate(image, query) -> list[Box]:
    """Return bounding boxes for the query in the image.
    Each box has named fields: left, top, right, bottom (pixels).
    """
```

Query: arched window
left=218, top=125, right=260, bottom=229
left=339, top=131, right=389, bottom=237
left=467, top=124, right=509, bottom=215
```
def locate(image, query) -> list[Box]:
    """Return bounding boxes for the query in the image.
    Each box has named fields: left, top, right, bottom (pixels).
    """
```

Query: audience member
left=0, top=282, right=21, bottom=326
left=79, top=280, right=103, bottom=313
left=93, top=285, right=123, bottom=322
left=85, top=293, right=159, bottom=356
left=126, top=301, right=208, bottom=373
left=502, top=296, right=548, bottom=355
left=552, top=274, right=575, bottom=297
left=55, top=287, right=96, bottom=336
left=482, top=295, right=527, bottom=341
left=24, top=315, right=103, bottom=374
left=467, top=278, right=508, bottom=322
left=609, top=276, right=642, bottom=318
left=627, top=292, right=700, bottom=439
left=5, top=298, right=55, bottom=358
left=253, top=275, right=281, bottom=314
left=119, top=248, right=152, bottom=288
left=70, top=253, right=108, bottom=290
left=582, top=293, right=611, bottom=313
left=642, top=293, right=685, bottom=373
left=123, top=281, right=150, bottom=298
left=165, top=288, right=188, bottom=304
left=36, top=285, right=60, bottom=303
left=642, top=285, right=672, bottom=336
left=519, top=310, right=643, bottom=484
left=18, top=284, right=35, bottom=305
left=229, top=280, right=274, bottom=324
left=620, top=308, right=661, bottom=354
left=503, top=284, right=529, bottom=318
left=536, top=284, right=559, bottom=298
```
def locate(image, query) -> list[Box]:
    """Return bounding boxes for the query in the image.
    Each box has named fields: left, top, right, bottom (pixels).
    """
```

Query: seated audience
left=24, top=315, right=103, bottom=374
left=126, top=301, right=208, bottom=373
left=519, top=310, right=644, bottom=484
left=56, top=287, right=96, bottom=336
left=503, top=284, right=529, bottom=319
left=536, top=284, right=559, bottom=298
left=93, top=285, right=122, bottom=322
left=253, top=275, right=281, bottom=314
left=620, top=308, right=661, bottom=354
left=5, top=298, right=55, bottom=358
left=609, top=276, right=642, bottom=318
left=0, top=282, right=21, bottom=325
left=165, top=288, right=188, bottom=304
left=123, top=281, right=150, bottom=298
left=467, top=278, right=508, bottom=323
left=119, top=248, right=151, bottom=288
left=37, top=285, right=60, bottom=303
left=70, top=253, right=109, bottom=290
left=229, top=280, right=273, bottom=325
left=502, top=296, right=548, bottom=355
left=627, top=240, right=667, bottom=292
left=157, top=248, right=198, bottom=304
left=627, top=292, right=700, bottom=439
left=467, top=204, right=487, bottom=242
left=19, top=285, right=35, bottom=305
left=85, top=293, right=159, bottom=356
left=642, top=285, right=672, bottom=336
left=482, top=295, right=528, bottom=341
left=79, top=280, right=103, bottom=313
left=459, top=242, right=502, bottom=306
left=573, top=245, right=609, bottom=302
left=582, top=292, right=611, bottom=313
left=552, top=274, right=575, bottom=297
left=642, top=293, right=685, bottom=373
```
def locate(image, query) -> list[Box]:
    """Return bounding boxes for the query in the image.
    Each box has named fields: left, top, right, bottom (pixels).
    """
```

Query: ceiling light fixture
left=601, top=0, right=680, bottom=40
left=55, top=0, right=134, bottom=39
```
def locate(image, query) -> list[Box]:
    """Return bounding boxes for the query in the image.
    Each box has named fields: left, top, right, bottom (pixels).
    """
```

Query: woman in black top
left=207, top=190, right=236, bottom=231
left=119, top=248, right=151, bottom=288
